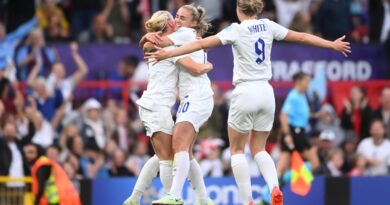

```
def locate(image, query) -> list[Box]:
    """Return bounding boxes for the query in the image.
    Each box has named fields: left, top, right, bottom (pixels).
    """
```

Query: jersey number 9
left=255, top=38, right=265, bottom=64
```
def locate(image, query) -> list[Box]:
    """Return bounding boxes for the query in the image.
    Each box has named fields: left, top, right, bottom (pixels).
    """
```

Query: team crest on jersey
left=224, top=25, right=233, bottom=32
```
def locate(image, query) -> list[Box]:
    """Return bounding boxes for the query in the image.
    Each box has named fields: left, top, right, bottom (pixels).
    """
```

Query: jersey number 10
left=255, top=38, right=265, bottom=64
left=178, top=102, right=190, bottom=113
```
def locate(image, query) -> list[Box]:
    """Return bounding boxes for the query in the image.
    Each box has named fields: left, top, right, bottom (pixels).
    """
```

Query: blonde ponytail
left=145, top=11, right=172, bottom=33
left=181, top=4, right=211, bottom=36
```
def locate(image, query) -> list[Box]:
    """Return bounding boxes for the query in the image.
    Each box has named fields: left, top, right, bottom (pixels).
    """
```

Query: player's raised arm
left=145, top=35, right=222, bottom=63
left=283, top=30, right=351, bottom=57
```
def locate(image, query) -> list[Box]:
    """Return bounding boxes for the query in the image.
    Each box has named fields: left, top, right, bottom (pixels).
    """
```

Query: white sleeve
left=216, top=23, right=240, bottom=45
left=168, top=27, right=196, bottom=46
left=267, top=20, right=289, bottom=41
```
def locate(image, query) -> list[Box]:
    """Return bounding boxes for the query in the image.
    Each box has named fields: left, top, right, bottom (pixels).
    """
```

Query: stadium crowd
left=0, top=0, right=388, bottom=44
left=0, top=0, right=390, bottom=190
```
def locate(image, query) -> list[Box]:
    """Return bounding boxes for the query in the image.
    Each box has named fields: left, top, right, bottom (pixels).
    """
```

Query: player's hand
left=144, top=46, right=168, bottom=64
left=202, top=62, right=213, bottom=73
left=284, top=134, right=295, bottom=150
left=332, top=35, right=351, bottom=57
left=144, top=32, right=163, bottom=45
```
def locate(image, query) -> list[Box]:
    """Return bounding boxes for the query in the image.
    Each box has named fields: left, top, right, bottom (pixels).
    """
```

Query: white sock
left=231, top=154, right=253, bottom=204
left=188, top=159, right=208, bottom=204
left=130, top=155, right=159, bottom=202
left=159, top=160, right=173, bottom=194
left=170, top=151, right=190, bottom=198
left=254, top=151, right=279, bottom=190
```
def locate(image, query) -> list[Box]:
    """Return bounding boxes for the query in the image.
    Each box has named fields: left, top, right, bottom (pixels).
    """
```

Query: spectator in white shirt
left=199, top=139, right=224, bottom=177
left=357, top=119, right=390, bottom=176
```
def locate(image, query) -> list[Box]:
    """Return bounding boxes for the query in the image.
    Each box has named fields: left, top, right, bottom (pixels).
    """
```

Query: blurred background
left=0, top=0, right=390, bottom=205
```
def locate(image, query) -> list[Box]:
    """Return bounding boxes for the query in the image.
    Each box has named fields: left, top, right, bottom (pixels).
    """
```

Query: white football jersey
left=169, top=27, right=213, bottom=100
left=136, top=46, right=179, bottom=110
left=216, top=19, right=288, bottom=85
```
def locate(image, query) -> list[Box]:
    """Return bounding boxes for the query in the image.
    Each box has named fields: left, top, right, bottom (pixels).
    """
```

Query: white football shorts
left=228, top=80, right=275, bottom=133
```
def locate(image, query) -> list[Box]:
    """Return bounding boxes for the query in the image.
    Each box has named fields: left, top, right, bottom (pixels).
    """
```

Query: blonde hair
left=237, top=0, right=264, bottom=17
left=145, top=11, right=172, bottom=33
left=27, top=28, right=45, bottom=47
left=181, top=4, right=210, bottom=36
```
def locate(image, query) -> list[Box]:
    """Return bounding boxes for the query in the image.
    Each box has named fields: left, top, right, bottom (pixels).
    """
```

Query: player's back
left=137, top=47, right=178, bottom=110
left=217, top=19, right=288, bottom=85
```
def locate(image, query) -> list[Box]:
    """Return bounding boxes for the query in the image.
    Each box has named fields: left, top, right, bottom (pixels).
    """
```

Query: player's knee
left=229, top=145, right=245, bottom=155
left=249, top=144, right=266, bottom=157
left=172, top=142, right=189, bottom=154
left=158, top=150, right=173, bottom=160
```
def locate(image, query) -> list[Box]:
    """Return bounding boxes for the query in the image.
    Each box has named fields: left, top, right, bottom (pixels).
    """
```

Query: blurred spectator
left=23, top=143, right=43, bottom=170
left=357, top=120, right=390, bottom=176
left=15, top=28, right=57, bottom=81
left=274, top=0, right=312, bottom=28
left=109, top=149, right=134, bottom=177
left=58, top=124, right=80, bottom=161
left=348, top=154, right=366, bottom=176
left=70, top=0, right=101, bottom=41
left=126, top=138, right=150, bottom=175
left=67, top=136, right=84, bottom=158
left=102, top=99, right=119, bottom=137
left=350, top=15, right=369, bottom=43
left=27, top=65, right=64, bottom=123
left=316, top=104, right=344, bottom=145
left=0, top=67, right=19, bottom=114
left=317, top=130, right=337, bottom=166
left=199, top=139, right=224, bottom=177
left=81, top=98, right=107, bottom=151
left=111, top=109, right=135, bottom=152
left=0, top=18, right=37, bottom=73
left=326, top=148, right=344, bottom=176
left=341, top=132, right=359, bottom=173
left=198, top=83, right=227, bottom=140
left=46, top=42, right=88, bottom=113
left=289, top=11, right=313, bottom=33
left=80, top=146, right=109, bottom=179
left=0, top=121, right=30, bottom=183
left=97, top=0, right=130, bottom=43
left=91, top=13, right=114, bottom=43
left=341, top=86, right=372, bottom=140
left=65, top=153, right=84, bottom=179
left=369, top=0, right=390, bottom=43
left=108, top=55, right=139, bottom=99
left=110, top=55, right=139, bottom=81
left=372, top=87, right=390, bottom=139
left=313, top=0, right=353, bottom=40
left=45, top=144, right=61, bottom=163
left=36, top=0, right=70, bottom=42
left=28, top=105, right=55, bottom=148
left=126, top=0, right=145, bottom=42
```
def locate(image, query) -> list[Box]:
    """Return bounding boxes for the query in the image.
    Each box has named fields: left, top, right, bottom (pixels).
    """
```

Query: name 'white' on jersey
left=136, top=46, right=178, bottom=110
left=169, top=27, right=213, bottom=100
left=216, top=18, right=288, bottom=85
